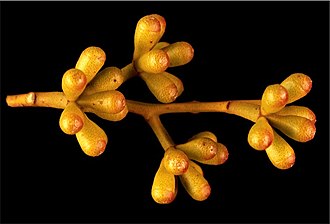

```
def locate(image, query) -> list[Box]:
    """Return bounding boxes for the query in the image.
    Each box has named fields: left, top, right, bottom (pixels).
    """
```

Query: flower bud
left=261, top=84, right=288, bottom=115
left=248, top=117, right=274, bottom=150
left=267, top=114, right=316, bottom=142
left=59, top=102, right=85, bottom=135
left=189, top=161, right=203, bottom=176
left=163, top=147, right=189, bottom=175
left=75, top=46, right=106, bottom=83
left=176, top=137, right=218, bottom=161
left=83, top=67, right=124, bottom=95
left=151, top=159, right=177, bottom=204
left=161, top=71, right=184, bottom=96
left=194, top=142, right=229, bottom=165
left=153, top=41, right=170, bottom=50
left=162, top=41, right=194, bottom=67
left=265, top=131, right=295, bottom=170
left=76, top=114, right=107, bottom=157
left=90, top=105, right=128, bottom=122
left=77, top=90, right=126, bottom=114
left=62, top=68, right=87, bottom=101
left=133, top=14, right=166, bottom=61
left=134, top=49, right=169, bottom=74
left=140, top=72, right=181, bottom=103
left=275, top=105, right=316, bottom=123
left=190, top=131, right=217, bottom=142
left=179, top=164, right=211, bottom=201
left=281, top=73, right=312, bottom=104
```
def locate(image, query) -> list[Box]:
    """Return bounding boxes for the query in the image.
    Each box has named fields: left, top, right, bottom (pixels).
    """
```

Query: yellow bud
left=194, top=143, right=229, bottom=165
left=176, top=137, right=218, bottom=161
left=248, top=117, right=274, bottom=150
left=133, top=14, right=166, bottom=61
left=75, top=46, right=106, bottom=83
left=153, top=41, right=170, bottom=50
left=151, top=159, right=177, bottom=204
left=179, top=164, right=211, bottom=201
left=77, top=90, right=126, bottom=114
left=267, top=114, right=316, bottom=142
left=59, top=102, right=85, bottom=135
left=90, top=105, right=128, bottom=122
left=163, top=147, right=189, bottom=175
left=62, top=68, right=87, bottom=101
left=281, top=73, right=312, bottom=103
left=76, top=114, right=107, bottom=157
left=83, top=67, right=124, bottom=95
left=265, top=131, right=295, bottom=170
left=276, top=106, right=316, bottom=123
left=189, top=161, right=203, bottom=176
left=140, top=72, right=180, bottom=103
left=161, top=72, right=184, bottom=96
left=134, top=49, right=169, bottom=74
left=261, top=84, right=288, bottom=115
left=162, top=41, right=194, bottom=67
left=190, top=131, right=217, bottom=142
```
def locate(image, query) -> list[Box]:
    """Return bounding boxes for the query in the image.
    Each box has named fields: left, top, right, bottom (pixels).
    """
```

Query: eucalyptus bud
left=77, top=90, right=126, bottom=114
left=162, top=41, right=194, bottom=67
left=275, top=105, right=316, bottom=123
left=267, top=114, right=316, bottom=142
left=140, top=72, right=181, bottom=103
left=134, top=49, right=169, bottom=74
left=163, top=147, right=189, bottom=175
left=248, top=116, right=274, bottom=150
left=83, top=67, right=124, bottom=95
left=261, top=84, right=288, bottom=115
left=76, top=114, right=108, bottom=157
left=179, top=164, right=211, bottom=201
left=75, top=46, right=106, bottom=83
left=62, top=68, right=87, bottom=101
left=281, top=73, right=312, bottom=104
left=265, top=131, right=295, bottom=170
left=151, top=159, right=177, bottom=204
left=133, top=14, right=166, bottom=61
left=59, top=102, right=85, bottom=135
left=176, top=137, right=218, bottom=161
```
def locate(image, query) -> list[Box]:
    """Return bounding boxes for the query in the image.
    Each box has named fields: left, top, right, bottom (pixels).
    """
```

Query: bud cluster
left=133, top=14, right=194, bottom=103
left=152, top=131, right=229, bottom=204
left=247, top=73, right=316, bottom=169
left=60, top=47, right=127, bottom=156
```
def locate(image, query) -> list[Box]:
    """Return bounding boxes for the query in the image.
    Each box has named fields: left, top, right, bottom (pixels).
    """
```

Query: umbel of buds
left=59, top=47, right=127, bottom=157
left=5, top=14, right=316, bottom=204
left=152, top=131, right=228, bottom=203
left=130, top=14, right=194, bottom=103
left=247, top=73, right=316, bottom=169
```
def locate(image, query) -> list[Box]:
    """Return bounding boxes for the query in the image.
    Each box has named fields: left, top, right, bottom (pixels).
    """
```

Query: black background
left=1, top=1, right=329, bottom=223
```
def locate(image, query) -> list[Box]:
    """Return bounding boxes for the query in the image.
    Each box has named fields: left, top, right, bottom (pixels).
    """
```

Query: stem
left=6, top=92, right=68, bottom=109
left=121, top=63, right=138, bottom=82
left=127, top=100, right=261, bottom=122
left=146, top=115, right=175, bottom=151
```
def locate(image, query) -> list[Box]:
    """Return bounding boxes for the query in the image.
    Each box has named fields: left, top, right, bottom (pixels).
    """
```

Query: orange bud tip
left=303, top=122, right=316, bottom=142
left=85, top=139, right=107, bottom=157
left=60, top=114, right=84, bottom=135
left=139, top=15, right=161, bottom=32
left=199, top=184, right=211, bottom=201
left=96, top=140, right=107, bottom=156
left=292, top=73, right=312, bottom=93
left=279, top=154, right=295, bottom=170
left=220, top=148, right=229, bottom=164
left=152, top=189, right=176, bottom=204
